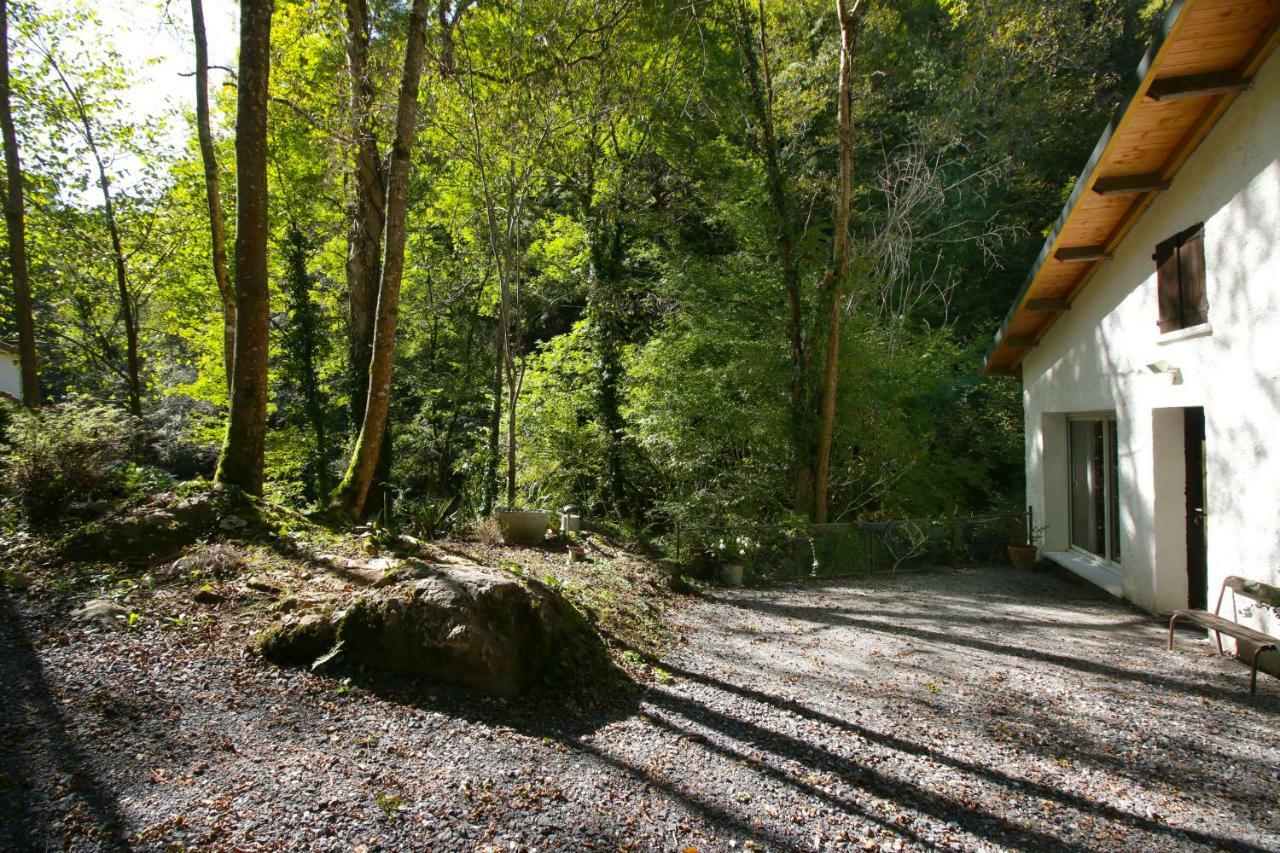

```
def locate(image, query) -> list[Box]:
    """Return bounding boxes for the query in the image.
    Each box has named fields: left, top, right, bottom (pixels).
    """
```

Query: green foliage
left=1, top=397, right=134, bottom=523
left=396, top=494, right=457, bottom=540
left=0, top=0, right=1161, bottom=535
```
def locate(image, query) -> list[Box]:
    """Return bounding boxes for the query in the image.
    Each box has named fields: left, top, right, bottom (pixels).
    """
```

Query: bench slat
left=1171, top=609, right=1279, bottom=647
left=1224, top=576, right=1280, bottom=606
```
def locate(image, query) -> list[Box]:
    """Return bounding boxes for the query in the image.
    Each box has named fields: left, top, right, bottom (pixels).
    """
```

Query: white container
left=496, top=510, right=550, bottom=546
left=721, top=563, right=744, bottom=586
left=561, top=513, right=582, bottom=533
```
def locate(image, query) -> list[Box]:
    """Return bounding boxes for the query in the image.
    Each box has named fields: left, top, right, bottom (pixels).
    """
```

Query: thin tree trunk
left=586, top=221, right=629, bottom=515
left=103, top=172, right=140, bottom=419
left=46, top=57, right=142, bottom=418
left=0, top=0, right=37, bottom=406
left=341, top=0, right=386, bottom=426
left=215, top=0, right=274, bottom=495
left=329, top=0, right=429, bottom=519
left=191, top=0, right=235, bottom=389
left=739, top=0, right=812, bottom=515
left=284, top=225, right=330, bottom=497
left=506, top=356, right=518, bottom=508
left=812, top=0, right=863, bottom=524
left=483, top=320, right=502, bottom=515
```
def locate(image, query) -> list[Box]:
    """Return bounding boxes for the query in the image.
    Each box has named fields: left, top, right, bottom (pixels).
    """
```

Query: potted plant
left=1006, top=514, right=1044, bottom=570
left=718, top=535, right=752, bottom=586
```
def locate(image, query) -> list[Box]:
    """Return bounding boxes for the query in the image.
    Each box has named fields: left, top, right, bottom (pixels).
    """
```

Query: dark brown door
left=1184, top=407, right=1207, bottom=609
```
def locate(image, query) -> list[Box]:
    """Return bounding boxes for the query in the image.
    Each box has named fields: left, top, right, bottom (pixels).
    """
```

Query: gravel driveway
left=3, top=565, right=1278, bottom=851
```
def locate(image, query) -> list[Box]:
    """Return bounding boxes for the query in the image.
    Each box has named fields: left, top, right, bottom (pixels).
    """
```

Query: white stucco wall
left=0, top=353, right=20, bottom=400
left=1021, top=51, right=1280, bottom=634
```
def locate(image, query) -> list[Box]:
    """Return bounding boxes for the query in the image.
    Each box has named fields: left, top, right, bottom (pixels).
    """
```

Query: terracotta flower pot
left=1007, top=543, right=1038, bottom=570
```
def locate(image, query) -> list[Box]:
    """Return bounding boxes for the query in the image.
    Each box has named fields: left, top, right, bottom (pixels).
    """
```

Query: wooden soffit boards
left=984, top=0, right=1280, bottom=377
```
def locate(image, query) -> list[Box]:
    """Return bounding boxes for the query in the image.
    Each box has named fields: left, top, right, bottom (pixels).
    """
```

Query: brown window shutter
left=1154, top=233, right=1181, bottom=333
left=1178, top=225, right=1208, bottom=327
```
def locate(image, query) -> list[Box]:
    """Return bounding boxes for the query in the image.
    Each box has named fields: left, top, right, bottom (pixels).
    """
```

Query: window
left=1154, top=223, right=1207, bottom=333
left=1069, top=416, right=1121, bottom=563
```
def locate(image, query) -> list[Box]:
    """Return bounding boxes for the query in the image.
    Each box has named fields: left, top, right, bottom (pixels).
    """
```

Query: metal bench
left=1168, top=575, right=1280, bottom=694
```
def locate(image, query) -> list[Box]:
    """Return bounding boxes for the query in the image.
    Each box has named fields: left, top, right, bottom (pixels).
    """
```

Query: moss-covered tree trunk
left=329, top=0, right=429, bottom=520
left=342, top=0, right=392, bottom=514
left=215, top=0, right=274, bottom=495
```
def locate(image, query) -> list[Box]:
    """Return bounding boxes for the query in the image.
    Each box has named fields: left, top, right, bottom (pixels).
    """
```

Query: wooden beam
left=1092, top=174, right=1171, bottom=197
left=1146, top=71, right=1252, bottom=102
left=1004, top=335, right=1038, bottom=349
left=1026, top=297, right=1070, bottom=312
left=1054, top=246, right=1112, bottom=263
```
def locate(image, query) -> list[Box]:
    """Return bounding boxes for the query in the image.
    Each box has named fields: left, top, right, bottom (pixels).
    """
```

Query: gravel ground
left=3, top=564, right=1279, bottom=851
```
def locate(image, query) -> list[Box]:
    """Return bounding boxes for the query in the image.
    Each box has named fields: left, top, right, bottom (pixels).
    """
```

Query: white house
left=0, top=341, right=21, bottom=401
left=985, top=0, right=1280, bottom=638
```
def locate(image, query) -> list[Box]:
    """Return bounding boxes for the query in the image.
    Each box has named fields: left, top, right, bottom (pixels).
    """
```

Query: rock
left=245, top=577, right=281, bottom=594
left=71, top=599, right=130, bottom=623
left=253, top=613, right=338, bottom=665
left=61, top=489, right=225, bottom=565
left=172, top=542, right=246, bottom=580
left=334, top=562, right=613, bottom=697
left=194, top=585, right=224, bottom=605
left=317, top=554, right=416, bottom=587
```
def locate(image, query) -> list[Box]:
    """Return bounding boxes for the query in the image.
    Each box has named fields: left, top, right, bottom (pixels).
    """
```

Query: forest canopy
left=0, top=0, right=1167, bottom=532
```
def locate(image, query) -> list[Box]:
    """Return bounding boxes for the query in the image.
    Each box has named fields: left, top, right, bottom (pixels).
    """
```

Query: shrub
left=144, top=395, right=220, bottom=480
left=397, top=495, right=457, bottom=540
left=473, top=515, right=503, bottom=545
left=2, top=398, right=134, bottom=523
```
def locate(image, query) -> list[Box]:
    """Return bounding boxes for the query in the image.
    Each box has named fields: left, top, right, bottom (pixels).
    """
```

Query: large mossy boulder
left=60, top=488, right=229, bottom=564
left=333, top=563, right=612, bottom=697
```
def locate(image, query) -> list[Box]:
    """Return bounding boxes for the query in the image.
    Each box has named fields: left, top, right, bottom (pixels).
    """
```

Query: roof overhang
left=984, top=0, right=1280, bottom=377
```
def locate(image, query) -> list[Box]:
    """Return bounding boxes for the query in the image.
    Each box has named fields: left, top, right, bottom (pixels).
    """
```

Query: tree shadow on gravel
left=645, top=663, right=1272, bottom=852
left=0, top=593, right=128, bottom=851
left=714, top=593, right=1280, bottom=708
left=562, top=737, right=805, bottom=851
left=337, top=665, right=644, bottom=740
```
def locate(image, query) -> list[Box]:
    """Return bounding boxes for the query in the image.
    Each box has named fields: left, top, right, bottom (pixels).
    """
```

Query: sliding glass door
left=1068, top=416, right=1121, bottom=562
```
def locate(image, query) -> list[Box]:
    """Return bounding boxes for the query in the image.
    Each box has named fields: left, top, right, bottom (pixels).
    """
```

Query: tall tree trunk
left=191, top=0, right=235, bottom=389
left=341, top=0, right=386, bottom=425
left=739, top=0, right=812, bottom=515
left=215, top=0, right=274, bottom=495
left=0, top=0, right=37, bottom=406
left=812, top=0, right=863, bottom=524
left=329, top=0, right=429, bottom=519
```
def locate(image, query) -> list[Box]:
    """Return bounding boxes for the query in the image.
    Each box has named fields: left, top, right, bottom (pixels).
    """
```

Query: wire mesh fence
left=673, top=513, right=1022, bottom=583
